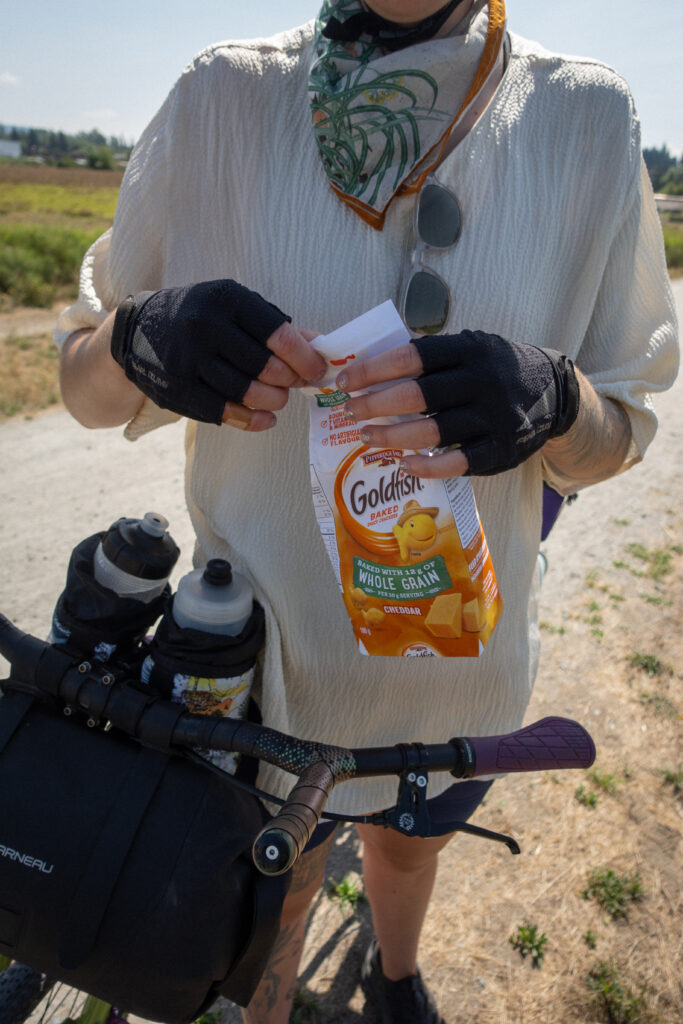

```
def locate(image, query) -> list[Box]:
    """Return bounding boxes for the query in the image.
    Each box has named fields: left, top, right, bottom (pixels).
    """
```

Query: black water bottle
left=49, top=512, right=180, bottom=665
left=141, top=559, right=265, bottom=774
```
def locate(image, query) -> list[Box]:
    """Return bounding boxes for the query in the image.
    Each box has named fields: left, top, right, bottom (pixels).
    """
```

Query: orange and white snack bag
left=305, top=302, right=503, bottom=658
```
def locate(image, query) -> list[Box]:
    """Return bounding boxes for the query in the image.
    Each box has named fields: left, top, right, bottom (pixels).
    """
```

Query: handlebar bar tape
left=252, top=760, right=337, bottom=875
left=457, top=716, right=596, bottom=777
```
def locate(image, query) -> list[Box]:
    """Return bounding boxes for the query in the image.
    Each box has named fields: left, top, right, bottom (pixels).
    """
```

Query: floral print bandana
left=310, top=0, right=506, bottom=229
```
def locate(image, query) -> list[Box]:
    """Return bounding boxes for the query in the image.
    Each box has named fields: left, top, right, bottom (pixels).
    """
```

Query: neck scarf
left=309, top=0, right=506, bottom=230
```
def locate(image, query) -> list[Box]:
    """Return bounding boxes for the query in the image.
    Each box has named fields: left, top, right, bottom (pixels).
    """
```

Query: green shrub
left=582, top=868, right=643, bottom=919
left=327, top=873, right=367, bottom=912
left=587, top=962, right=647, bottom=1023
left=509, top=922, right=547, bottom=967
left=0, top=223, right=101, bottom=306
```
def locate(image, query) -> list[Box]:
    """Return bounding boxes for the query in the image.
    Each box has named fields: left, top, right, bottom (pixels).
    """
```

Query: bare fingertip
left=224, top=416, right=249, bottom=431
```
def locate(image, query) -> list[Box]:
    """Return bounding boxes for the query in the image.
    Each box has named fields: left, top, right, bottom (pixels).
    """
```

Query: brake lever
left=369, top=768, right=521, bottom=854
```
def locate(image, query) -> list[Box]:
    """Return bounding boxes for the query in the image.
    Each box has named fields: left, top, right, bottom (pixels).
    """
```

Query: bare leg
left=242, top=832, right=335, bottom=1024
left=355, top=824, right=453, bottom=981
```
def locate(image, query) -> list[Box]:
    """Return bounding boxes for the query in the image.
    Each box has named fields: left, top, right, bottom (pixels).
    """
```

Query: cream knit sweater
left=56, top=23, right=678, bottom=813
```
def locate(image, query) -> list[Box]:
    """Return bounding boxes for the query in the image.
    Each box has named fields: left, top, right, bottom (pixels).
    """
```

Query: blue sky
left=2, top=1, right=681, bottom=153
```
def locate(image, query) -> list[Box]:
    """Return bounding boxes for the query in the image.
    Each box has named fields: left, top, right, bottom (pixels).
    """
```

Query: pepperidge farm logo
left=0, top=843, right=54, bottom=875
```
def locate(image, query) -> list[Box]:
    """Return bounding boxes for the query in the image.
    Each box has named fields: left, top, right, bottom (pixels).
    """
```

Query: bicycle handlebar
left=251, top=716, right=596, bottom=873
left=0, top=612, right=596, bottom=876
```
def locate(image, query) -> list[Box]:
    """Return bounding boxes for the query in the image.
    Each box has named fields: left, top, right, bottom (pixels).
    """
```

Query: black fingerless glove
left=412, top=330, right=580, bottom=476
left=110, top=279, right=291, bottom=423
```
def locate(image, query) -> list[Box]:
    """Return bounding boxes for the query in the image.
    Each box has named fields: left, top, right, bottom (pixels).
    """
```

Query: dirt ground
left=0, top=282, right=680, bottom=1024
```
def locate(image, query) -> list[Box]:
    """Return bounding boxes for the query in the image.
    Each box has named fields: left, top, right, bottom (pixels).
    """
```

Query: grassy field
left=0, top=164, right=121, bottom=419
left=0, top=163, right=121, bottom=310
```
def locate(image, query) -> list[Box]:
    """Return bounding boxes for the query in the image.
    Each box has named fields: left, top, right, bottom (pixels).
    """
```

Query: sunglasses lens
left=404, top=271, right=450, bottom=335
left=417, top=183, right=462, bottom=248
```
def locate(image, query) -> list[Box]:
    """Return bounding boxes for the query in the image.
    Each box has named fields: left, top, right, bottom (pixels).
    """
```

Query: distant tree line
left=643, top=145, right=683, bottom=196
left=1, top=123, right=681, bottom=190
left=0, top=124, right=133, bottom=169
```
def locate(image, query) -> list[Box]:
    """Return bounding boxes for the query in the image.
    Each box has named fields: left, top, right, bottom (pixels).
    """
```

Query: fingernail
left=309, top=365, right=328, bottom=385
left=344, top=405, right=356, bottom=422
left=399, top=460, right=409, bottom=473
left=360, top=429, right=371, bottom=444
left=336, top=372, right=349, bottom=389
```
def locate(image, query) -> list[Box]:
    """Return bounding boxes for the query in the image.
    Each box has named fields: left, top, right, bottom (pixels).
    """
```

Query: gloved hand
left=110, top=279, right=292, bottom=424
left=338, top=329, right=580, bottom=477
left=412, top=330, right=580, bottom=475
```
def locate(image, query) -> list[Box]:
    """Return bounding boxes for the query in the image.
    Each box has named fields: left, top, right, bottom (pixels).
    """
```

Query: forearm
left=541, top=369, right=632, bottom=492
left=59, top=311, right=145, bottom=428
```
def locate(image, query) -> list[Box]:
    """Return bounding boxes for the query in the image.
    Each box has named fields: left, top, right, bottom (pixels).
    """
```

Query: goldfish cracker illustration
left=392, top=500, right=439, bottom=561
left=304, top=301, right=503, bottom=658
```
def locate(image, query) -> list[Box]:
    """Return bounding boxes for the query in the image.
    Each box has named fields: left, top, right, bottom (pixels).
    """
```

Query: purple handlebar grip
left=467, top=717, right=596, bottom=777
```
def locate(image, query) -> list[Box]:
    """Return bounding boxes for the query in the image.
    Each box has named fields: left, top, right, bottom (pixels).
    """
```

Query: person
left=55, top=1, right=678, bottom=1021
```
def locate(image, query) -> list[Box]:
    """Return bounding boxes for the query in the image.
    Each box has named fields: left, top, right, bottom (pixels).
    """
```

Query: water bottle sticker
left=171, top=671, right=252, bottom=716
left=171, top=669, right=255, bottom=776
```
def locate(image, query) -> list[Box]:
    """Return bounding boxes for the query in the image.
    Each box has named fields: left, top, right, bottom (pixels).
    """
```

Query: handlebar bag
left=0, top=688, right=289, bottom=1024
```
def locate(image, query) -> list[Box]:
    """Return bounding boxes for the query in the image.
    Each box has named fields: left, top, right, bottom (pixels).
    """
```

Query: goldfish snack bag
left=305, top=302, right=503, bottom=658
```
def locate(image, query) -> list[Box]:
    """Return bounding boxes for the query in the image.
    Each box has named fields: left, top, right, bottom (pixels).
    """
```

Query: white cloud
left=0, top=72, right=20, bottom=87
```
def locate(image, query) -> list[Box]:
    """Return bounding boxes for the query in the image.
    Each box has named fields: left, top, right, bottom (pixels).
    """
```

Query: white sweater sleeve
left=54, top=88, right=182, bottom=439
left=542, top=152, right=679, bottom=493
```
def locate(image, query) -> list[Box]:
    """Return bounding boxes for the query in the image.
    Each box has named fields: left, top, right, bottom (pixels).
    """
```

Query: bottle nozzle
left=203, top=559, right=233, bottom=587
left=140, top=512, right=170, bottom=538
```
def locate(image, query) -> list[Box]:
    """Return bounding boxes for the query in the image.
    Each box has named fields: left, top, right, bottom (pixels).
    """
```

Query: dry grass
left=0, top=163, right=123, bottom=189
left=0, top=328, right=60, bottom=419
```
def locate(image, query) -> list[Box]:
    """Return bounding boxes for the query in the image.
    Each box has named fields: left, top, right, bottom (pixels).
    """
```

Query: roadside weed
left=660, top=768, right=682, bottom=795
left=291, top=988, right=322, bottom=1023
left=624, top=543, right=673, bottom=582
left=626, top=652, right=671, bottom=677
left=582, top=868, right=644, bottom=919
left=587, top=962, right=647, bottom=1023
left=583, top=930, right=598, bottom=949
left=509, top=923, right=547, bottom=968
left=638, top=593, right=671, bottom=606
left=539, top=620, right=566, bottom=635
left=588, top=768, right=619, bottom=794
left=575, top=784, right=599, bottom=808
left=613, top=560, right=643, bottom=576
left=639, top=691, right=678, bottom=719
left=327, top=873, right=367, bottom=912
